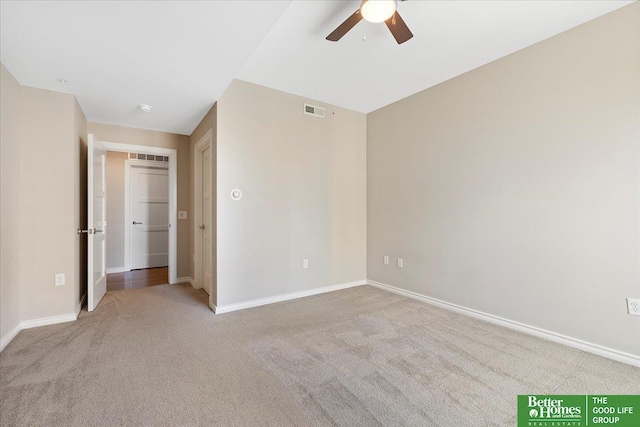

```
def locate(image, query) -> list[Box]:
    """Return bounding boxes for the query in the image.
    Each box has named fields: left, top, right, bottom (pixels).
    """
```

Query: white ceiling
left=1, top=1, right=634, bottom=135
left=239, top=0, right=634, bottom=114
left=0, top=1, right=292, bottom=135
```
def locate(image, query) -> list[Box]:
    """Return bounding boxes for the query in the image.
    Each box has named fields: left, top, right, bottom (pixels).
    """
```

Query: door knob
left=133, top=221, right=143, bottom=225
left=199, top=225, right=205, bottom=230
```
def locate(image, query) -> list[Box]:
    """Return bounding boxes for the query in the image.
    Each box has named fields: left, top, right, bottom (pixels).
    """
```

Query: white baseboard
left=213, top=280, right=367, bottom=314
left=175, top=276, right=193, bottom=285
left=21, top=312, right=78, bottom=330
left=367, top=280, right=640, bottom=368
left=0, top=323, right=22, bottom=352
left=106, top=266, right=128, bottom=274
left=0, top=302, right=85, bottom=352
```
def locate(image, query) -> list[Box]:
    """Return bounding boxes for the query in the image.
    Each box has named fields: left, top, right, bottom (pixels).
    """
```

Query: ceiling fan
left=326, top=0, right=413, bottom=45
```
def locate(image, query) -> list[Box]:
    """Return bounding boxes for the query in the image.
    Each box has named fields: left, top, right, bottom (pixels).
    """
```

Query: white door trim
left=124, top=160, right=169, bottom=272
left=193, top=129, right=213, bottom=296
left=101, top=141, right=178, bottom=285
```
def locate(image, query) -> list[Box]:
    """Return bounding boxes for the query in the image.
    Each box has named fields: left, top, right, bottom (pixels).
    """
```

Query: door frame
left=101, top=141, right=178, bottom=285
left=193, top=129, right=213, bottom=295
left=124, top=160, right=169, bottom=272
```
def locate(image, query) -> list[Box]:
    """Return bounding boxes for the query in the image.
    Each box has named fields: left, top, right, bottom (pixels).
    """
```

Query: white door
left=201, top=147, right=212, bottom=295
left=88, top=134, right=107, bottom=311
left=130, top=166, right=169, bottom=270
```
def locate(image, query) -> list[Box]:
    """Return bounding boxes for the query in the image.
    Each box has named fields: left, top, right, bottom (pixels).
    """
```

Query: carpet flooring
left=1, top=284, right=638, bottom=426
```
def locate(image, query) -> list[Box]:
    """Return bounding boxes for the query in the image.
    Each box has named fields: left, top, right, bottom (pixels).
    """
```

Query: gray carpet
left=1, top=284, right=638, bottom=426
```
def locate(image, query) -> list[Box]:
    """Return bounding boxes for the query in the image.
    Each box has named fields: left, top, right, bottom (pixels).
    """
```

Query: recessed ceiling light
left=56, top=78, right=68, bottom=85
left=138, top=104, right=152, bottom=113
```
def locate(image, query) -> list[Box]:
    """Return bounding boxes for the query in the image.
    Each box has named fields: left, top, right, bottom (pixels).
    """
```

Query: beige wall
left=216, top=80, right=366, bottom=307
left=190, top=103, right=217, bottom=302
left=1, top=64, right=87, bottom=341
left=0, top=64, right=22, bottom=343
left=87, top=123, right=191, bottom=278
left=19, top=86, right=77, bottom=320
left=105, top=151, right=128, bottom=269
left=367, top=3, right=640, bottom=357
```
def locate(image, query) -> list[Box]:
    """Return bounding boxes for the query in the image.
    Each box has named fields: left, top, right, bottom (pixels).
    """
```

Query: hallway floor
left=106, top=267, right=168, bottom=292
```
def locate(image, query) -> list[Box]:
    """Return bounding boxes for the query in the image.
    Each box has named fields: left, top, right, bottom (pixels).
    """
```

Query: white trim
left=101, top=142, right=172, bottom=156
left=367, top=280, right=640, bottom=368
left=125, top=158, right=169, bottom=169
left=213, top=280, right=366, bottom=314
left=0, top=323, right=22, bottom=352
left=175, top=276, right=194, bottom=286
left=21, top=313, right=78, bottom=330
left=124, top=161, right=131, bottom=271
left=193, top=129, right=213, bottom=298
left=106, top=266, right=128, bottom=274
left=2, top=293, right=85, bottom=352
left=101, top=140, right=178, bottom=285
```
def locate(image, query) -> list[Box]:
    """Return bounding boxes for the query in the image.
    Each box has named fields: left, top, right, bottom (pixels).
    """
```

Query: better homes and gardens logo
left=521, top=395, right=583, bottom=426
left=518, top=395, right=640, bottom=427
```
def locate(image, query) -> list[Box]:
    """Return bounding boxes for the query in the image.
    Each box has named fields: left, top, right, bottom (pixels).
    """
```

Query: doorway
left=126, top=160, right=169, bottom=271
left=102, top=142, right=178, bottom=283
left=105, top=154, right=170, bottom=291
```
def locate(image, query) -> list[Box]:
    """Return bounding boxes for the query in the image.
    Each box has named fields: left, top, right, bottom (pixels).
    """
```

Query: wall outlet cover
left=384, top=255, right=389, bottom=265
left=627, top=298, right=640, bottom=316
left=55, top=273, right=65, bottom=286
left=397, top=258, right=403, bottom=268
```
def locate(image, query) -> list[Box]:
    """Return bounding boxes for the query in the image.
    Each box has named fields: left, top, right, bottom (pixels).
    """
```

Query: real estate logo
left=518, top=395, right=640, bottom=427
left=520, top=395, right=584, bottom=426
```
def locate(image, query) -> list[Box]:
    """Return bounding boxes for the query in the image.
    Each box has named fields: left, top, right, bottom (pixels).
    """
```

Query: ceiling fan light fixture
left=360, top=0, right=396, bottom=23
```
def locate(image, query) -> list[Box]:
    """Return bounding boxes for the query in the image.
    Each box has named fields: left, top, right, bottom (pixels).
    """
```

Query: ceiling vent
left=304, top=103, right=325, bottom=118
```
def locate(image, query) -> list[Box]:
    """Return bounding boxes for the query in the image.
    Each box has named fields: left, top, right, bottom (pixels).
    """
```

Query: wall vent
left=128, top=153, right=169, bottom=162
left=304, top=103, right=325, bottom=118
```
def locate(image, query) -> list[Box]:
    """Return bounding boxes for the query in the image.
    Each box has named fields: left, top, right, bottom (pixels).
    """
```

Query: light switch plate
left=303, top=259, right=309, bottom=269
left=178, top=211, right=188, bottom=219
left=384, top=256, right=389, bottom=265
left=397, top=258, right=403, bottom=268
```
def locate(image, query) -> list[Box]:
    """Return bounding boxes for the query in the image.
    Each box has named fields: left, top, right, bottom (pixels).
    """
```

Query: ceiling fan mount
left=326, top=0, right=413, bottom=45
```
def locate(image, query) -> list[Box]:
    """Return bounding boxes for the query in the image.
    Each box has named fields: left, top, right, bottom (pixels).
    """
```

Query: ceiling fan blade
left=326, top=9, right=363, bottom=42
left=385, top=11, right=413, bottom=44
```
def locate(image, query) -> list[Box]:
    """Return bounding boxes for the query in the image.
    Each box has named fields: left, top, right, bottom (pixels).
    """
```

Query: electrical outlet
left=303, top=259, right=309, bottom=269
left=627, top=298, right=640, bottom=316
left=383, top=256, right=389, bottom=265
left=397, top=258, right=403, bottom=268
left=55, top=273, right=65, bottom=286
